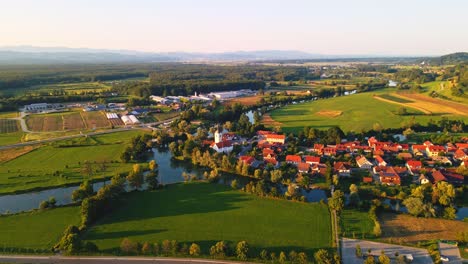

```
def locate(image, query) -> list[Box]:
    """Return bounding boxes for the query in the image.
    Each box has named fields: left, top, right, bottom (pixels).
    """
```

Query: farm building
left=24, top=103, right=65, bottom=113
left=120, top=115, right=140, bottom=125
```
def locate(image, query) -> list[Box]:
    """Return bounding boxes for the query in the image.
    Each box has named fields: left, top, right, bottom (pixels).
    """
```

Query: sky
left=0, top=0, right=467, bottom=56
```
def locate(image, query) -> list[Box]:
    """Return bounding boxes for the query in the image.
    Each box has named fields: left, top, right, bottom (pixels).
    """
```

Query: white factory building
left=120, top=115, right=140, bottom=125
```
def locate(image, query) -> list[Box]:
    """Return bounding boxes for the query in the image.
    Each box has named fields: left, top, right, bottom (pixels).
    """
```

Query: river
left=0, top=148, right=327, bottom=214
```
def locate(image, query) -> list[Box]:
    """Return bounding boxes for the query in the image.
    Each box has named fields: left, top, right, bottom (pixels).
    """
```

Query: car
left=440, top=255, right=449, bottom=262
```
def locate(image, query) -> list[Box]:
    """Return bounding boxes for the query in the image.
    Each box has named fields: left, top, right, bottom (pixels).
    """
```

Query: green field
left=0, top=206, right=81, bottom=250
left=0, top=131, right=24, bottom=146
left=268, top=91, right=468, bottom=133
left=84, top=183, right=332, bottom=255
left=0, top=130, right=146, bottom=194
left=421, top=81, right=468, bottom=105
left=0, top=82, right=112, bottom=97
left=340, top=209, right=374, bottom=239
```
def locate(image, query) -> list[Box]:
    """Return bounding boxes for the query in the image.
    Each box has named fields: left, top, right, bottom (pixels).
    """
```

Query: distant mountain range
left=0, top=46, right=466, bottom=64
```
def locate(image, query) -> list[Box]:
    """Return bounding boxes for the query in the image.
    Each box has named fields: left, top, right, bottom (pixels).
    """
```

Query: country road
left=0, top=255, right=250, bottom=264
left=0, top=116, right=179, bottom=151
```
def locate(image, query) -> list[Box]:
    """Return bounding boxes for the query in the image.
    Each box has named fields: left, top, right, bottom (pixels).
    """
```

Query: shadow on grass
left=88, top=229, right=168, bottom=240
left=95, top=183, right=248, bottom=224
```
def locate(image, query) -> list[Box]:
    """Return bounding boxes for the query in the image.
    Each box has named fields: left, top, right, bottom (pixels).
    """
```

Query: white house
left=211, top=141, right=233, bottom=153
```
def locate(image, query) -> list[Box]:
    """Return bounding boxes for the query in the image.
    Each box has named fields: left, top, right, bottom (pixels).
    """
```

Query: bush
left=120, top=238, right=139, bottom=255
left=236, top=241, right=249, bottom=260
left=189, top=243, right=201, bottom=256
left=210, top=241, right=227, bottom=259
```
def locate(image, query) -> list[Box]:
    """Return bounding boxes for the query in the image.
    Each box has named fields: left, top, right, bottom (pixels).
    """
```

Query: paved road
left=0, top=255, right=249, bottom=264
left=0, top=116, right=179, bottom=151
left=438, top=242, right=463, bottom=264
left=342, top=238, right=433, bottom=264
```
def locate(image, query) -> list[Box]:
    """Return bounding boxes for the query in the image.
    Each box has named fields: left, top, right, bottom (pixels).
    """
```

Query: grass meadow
left=0, top=130, right=146, bottom=194
left=268, top=90, right=468, bottom=133
left=0, top=206, right=81, bottom=250
left=83, top=183, right=332, bottom=256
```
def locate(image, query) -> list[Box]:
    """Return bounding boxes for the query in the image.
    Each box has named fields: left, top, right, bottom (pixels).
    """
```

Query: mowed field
left=380, top=213, right=468, bottom=244
left=375, top=92, right=468, bottom=116
left=0, top=206, right=81, bottom=250
left=0, top=119, right=23, bottom=146
left=0, top=130, right=145, bottom=194
left=25, top=111, right=110, bottom=132
left=268, top=91, right=468, bottom=133
left=84, top=183, right=332, bottom=255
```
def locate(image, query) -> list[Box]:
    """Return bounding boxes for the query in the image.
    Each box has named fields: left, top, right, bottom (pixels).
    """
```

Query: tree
left=378, top=251, right=390, bottom=264
left=149, top=160, right=158, bottom=171
left=328, top=190, right=344, bottom=213
left=120, top=238, right=138, bottom=255
left=72, top=180, right=94, bottom=202
left=146, top=171, right=159, bottom=190
left=210, top=241, right=227, bottom=259
left=270, top=169, right=283, bottom=183
left=314, top=249, right=331, bottom=264
left=260, top=249, right=269, bottom=261
left=443, top=206, right=457, bottom=220
left=364, top=255, right=375, bottom=264
left=356, top=244, right=362, bottom=257
left=373, top=222, right=382, bottom=237
left=231, top=179, right=238, bottom=189
left=297, top=252, right=308, bottom=264
left=236, top=241, right=249, bottom=260
left=189, top=243, right=201, bottom=256
left=403, top=197, right=424, bottom=216
left=142, top=242, right=152, bottom=255
left=126, top=167, right=144, bottom=190
left=279, top=251, right=287, bottom=264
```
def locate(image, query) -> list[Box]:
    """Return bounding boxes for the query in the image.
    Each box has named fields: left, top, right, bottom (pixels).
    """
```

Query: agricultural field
left=267, top=91, right=468, bottom=133
left=379, top=213, right=468, bottom=244
left=0, top=131, right=24, bottom=146
left=81, top=111, right=110, bottom=129
left=0, top=119, right=19, bottom=133
left=83, top=183, right=332, bottom=255
left=0, top=130, right=146, bottom=194
left=25, top=111, right=111, bottom=132
left=0, top=206, right=81, bottom=250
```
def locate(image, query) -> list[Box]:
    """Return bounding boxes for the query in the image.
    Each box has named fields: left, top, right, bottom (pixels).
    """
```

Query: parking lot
left=342, top=238, right=433, bottom=264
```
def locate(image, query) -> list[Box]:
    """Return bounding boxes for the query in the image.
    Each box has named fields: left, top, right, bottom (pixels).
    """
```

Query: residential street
left=438, top=242, right=463, bottom=264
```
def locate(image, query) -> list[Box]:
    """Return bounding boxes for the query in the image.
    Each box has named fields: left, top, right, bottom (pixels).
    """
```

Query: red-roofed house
left=412, top=145, right=427, bottom=156
left=311, top=163, right=328, bottom=176
left=264, top=158, right=279, bottom=167
left=431, top=170, right=464, bottom=185
left=406, top=160, right=422, bottom=175
left=374, top=155, right=387, bottom=167
left=426, top=145, right=446, bottom=157
left=334, top=162, right=351, bottom=177
left=423, top=141, right=433, bottom=147
left=397, top=152, right=413, bottom=160
left=363, top=177, right=373, bottom=183
left=379, top=166, right=401, bottom=186
left=356, top=155, right=373, bottom=169
left=211, top=141, right=233, bottom=153
left=305, top=156, right=320, bottom=165
left=262, top=148, right=276, bottom=159
left=286, top=155, right=302, bottom=165
left=456, top=143, right=468, bottom=150
left=454, top=149, right=468, bottom=161
left=239, top=155, right=255, bottom=165
left=298, top=162, right=311, bottom=173
left=323, top=147, right=337, bottom=156
left=265, top=134, right=285, bottom=144
left=313, top=144, right=324, bottom=154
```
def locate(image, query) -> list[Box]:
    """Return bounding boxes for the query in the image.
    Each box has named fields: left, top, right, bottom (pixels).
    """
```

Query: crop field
left=0, top=130, right=146, bottom=194
left=224, top=95, right=264, bottom=106
left=380, top=213, right=468, bottom=244
left=109, top=118, right=124, bottom=126
left=62, top=112, right=86, bottom=130
left=267, top=91, right=468, bottom=133
left=81, top=111, right=110, bottom=129
left=83, top=183, right=332, bottom=255
left=25, top=111, right=112, bottom=132
left=397, top=92, right=468, bottom=116
left=0, top=206, right=81, bottom=250
left=0, top=119, right=19, bottom=133
left=421, top=81, right=468, bottom=105
left=0, top=146, right=37, bottom=163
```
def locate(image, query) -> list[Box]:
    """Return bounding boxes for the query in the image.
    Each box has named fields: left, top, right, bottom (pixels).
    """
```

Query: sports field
left=0, top=206, right=81, bottom=250
left=83, top=183, right=332, bottom=255
left=267, top=91, right=468, bottom=132
left=0, top=130, right=146, bottom=194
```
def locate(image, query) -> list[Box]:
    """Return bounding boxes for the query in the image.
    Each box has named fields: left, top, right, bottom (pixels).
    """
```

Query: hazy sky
left=1, top=0, right=467, bottom=55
